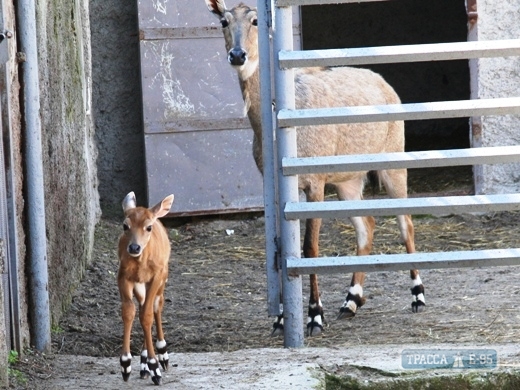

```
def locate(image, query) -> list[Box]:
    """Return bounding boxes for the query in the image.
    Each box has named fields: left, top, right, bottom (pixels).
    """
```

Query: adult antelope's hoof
left=337, top=306, right=356, bottom=320
left=307, top=302, right=324, bottom=336
left=122, top=372, right=131, bottom=382
left=337, top=292, right=366, bottom=320
left=411, top=284, right=426, bottom=313
left=306, top=321, right=323, bottom=337
left=412, top=301, right=426, bottom=313
left=271, top=315, right=284, bottom=337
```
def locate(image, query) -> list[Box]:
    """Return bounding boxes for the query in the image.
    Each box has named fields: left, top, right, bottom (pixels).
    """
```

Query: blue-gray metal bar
left=257, top=0, right=281, bottom=317
left=287, top=248, right=520, bottom=275
left=282, top=145, right=520, bottom=176
left=278, top=39, right=520, bottom=68
left=285, top=194, right=520, bottom=220
left=274, top=4, right=304, bottom=348
left=18, top=0, right=51, bottom=352
left=278, top=97, right=520, bottom=128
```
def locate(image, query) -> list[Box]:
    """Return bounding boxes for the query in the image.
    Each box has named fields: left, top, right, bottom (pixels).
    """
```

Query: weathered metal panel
left=145, top=129, right=263, bottom=216
left=138, top=0, right=262, bottom=215
left=138, top=0, right=300, bottom=215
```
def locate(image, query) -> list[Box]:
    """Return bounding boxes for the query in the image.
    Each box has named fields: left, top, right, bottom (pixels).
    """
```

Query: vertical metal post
left=257, top=0, right=281, bottom=317
left=18, top=0, right=51, bottom=352
left=273, top=3, right=304, bottom=348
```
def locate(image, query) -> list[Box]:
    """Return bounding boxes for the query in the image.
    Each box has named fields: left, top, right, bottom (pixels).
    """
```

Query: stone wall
left=35, top=0, right=100, bottom=325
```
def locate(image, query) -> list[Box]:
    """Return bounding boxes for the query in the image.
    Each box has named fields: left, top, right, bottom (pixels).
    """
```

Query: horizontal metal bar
left=286, top=248, right=520, bottom=274
left=282, top=145, right=520, bottom=175
left=276, top=0, right=390, bottom=6
left=277, top=97, right=520, bottom=127
left=279, top=39, right=520, bottom=68
left=284, top=194, right=520, bottom=220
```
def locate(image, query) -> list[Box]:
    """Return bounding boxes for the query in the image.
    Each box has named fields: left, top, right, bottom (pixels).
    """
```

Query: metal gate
left=259, top=0, right=520, bottom=347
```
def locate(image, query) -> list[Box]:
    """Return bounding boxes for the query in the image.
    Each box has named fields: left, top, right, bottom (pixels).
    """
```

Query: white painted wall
left=471, top=1, right=520, bottom=194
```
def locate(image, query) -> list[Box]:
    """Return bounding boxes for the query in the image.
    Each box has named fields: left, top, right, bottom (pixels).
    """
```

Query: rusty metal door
left=137, top=0, right=300, bottom=216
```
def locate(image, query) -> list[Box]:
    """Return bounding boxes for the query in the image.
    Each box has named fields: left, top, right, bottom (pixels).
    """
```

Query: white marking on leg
left=309, top=299, right=323, bottom=310
left=121, top=353, right=132, bottom=361
left=350, top=217, right=369, bottom=249
left=134, top=283, right=146, bottom=306
left=120, top=353, right=132, bottom=374
left=140, top=350, right=149, bottom=372
left=156, top=339, right=166, bottom=349
left=349, top=284, right=363, bottom=297
left=154, top=296, right=160, bottom=313
left=397, top=215, right=409, bottom=242
left=346, top=300, right=357, bottom=313
left=417, top=293, right=425, bottom=303
left=307, top=315, right=323, bottom=326
left=412, top=275, right=422, bottom=286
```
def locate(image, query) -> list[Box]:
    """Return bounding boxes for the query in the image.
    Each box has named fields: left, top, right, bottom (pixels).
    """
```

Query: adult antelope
left=205, top=0, right=425, bottom=336
left=118, top=192, right=174, bottom=385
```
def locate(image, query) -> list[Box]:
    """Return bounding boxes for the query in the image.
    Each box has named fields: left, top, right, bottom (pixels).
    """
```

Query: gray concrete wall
left=35, top=0, right=100, bottom=325
left=89, top=0, right=145, bottom=215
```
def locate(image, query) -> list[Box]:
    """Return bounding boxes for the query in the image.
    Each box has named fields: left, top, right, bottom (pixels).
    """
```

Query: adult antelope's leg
left=271, top=184, right=326, bottom=337
left=380, top=169, right=425, bottom=312
left=154, top=288, right=169, bottom=371
left=334, top=179, right=373, bottom=319
left=303, top=185, right=326, bottom=336
left=119, top=281, right=135, bottom=382
left=337, top=216, right=374, bottom=318
left=305, top=217, right=324, bottom=336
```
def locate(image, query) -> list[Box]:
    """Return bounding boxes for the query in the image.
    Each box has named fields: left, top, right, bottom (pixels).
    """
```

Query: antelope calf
left=205, top=0, right=425, bottom=337
left=118, top=191, right=174, bottom=385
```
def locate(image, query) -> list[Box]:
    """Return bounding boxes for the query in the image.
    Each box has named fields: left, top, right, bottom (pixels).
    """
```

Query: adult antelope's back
left=206, top=0, right=425, bottom=337
left=118, top=192, right=174, bottom=385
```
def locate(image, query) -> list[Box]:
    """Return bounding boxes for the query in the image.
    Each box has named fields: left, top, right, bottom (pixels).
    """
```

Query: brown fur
left=117, top=192, right=174, bottom=383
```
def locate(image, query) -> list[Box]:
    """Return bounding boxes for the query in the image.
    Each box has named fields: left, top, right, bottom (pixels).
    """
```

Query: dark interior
left=301, top=0, right=470, bottom=152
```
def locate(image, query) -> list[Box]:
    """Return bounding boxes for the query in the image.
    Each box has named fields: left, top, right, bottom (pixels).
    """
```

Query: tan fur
left=206, top=0, right=423, bottom=331
left=117, top=192, right=173, bottom=382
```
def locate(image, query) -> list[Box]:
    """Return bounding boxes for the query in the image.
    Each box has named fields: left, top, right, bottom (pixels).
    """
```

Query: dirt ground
left=10, top=165, right=520, bottom=387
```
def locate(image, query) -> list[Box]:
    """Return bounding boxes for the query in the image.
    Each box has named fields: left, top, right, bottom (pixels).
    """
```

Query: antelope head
left=121, top=192, right=174, bottom=257
left=205, top=0, right=259, bottom=80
